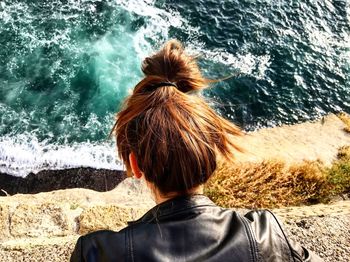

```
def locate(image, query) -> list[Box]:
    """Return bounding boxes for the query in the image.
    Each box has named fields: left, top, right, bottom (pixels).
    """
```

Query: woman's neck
left=153, top=185, right=204, bottom=204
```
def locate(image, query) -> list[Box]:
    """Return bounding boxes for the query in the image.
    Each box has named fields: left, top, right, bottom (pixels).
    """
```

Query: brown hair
left=112, top=40, right=241, bottom=195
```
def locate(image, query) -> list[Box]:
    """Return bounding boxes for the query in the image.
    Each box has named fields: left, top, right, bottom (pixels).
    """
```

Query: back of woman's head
left=112, top=40, right=241, bottom=195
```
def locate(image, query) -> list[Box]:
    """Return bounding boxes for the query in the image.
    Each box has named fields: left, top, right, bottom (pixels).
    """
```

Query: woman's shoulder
left=70, top=229, right=127, bottom=262
left=79, top=228, right=126, bottom=242
left=242, top=209, right=323, bottom=262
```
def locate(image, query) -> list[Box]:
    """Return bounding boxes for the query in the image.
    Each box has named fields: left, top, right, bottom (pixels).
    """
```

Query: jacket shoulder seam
left=126, top=227, right=135, bottom=262
left=239, top=214, right=260, bottom=262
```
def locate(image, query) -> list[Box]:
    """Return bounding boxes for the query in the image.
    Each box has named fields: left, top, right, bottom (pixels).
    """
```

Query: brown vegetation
left=205, top=146, right=350, bottom=209
left=338, top=112, right=350, bottom=133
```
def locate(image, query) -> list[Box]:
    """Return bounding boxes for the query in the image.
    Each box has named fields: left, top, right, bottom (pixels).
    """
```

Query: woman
left=70, top=40, right=322, bottom=261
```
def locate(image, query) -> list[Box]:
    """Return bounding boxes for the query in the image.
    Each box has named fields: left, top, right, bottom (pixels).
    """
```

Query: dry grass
left=338, top=112, right=350, bottom=133
left=205, top=146, right=350, bottom=209
left=204, top=114, right=350, bottom=208
left=205, top=160, right=329, bottom=209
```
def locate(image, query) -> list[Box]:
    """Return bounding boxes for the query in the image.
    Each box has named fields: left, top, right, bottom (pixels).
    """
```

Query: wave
left=0, top=133, right=124, bottom=177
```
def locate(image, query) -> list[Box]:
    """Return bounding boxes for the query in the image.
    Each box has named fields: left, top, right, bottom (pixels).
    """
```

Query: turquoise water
left=0, top=0, right=349, bottom=176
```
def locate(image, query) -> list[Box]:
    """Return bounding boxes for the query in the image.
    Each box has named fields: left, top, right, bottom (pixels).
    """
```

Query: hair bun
left=141, top=39, right=208, bottom=93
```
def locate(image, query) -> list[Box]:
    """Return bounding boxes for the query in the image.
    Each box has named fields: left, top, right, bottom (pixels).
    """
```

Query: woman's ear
left=129, top=152, right=143, bottom=179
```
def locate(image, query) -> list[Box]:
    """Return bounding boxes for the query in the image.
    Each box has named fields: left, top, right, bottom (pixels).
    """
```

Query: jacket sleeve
left=244, top=210, right=323, bottom=262
left=70, top=236, right=83, bottom=262
left=69, top=230, right=127, bottom=262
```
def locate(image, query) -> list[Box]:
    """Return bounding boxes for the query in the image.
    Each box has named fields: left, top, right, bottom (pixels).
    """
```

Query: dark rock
left=0, top=168, right=126, bottom=196
left=296, top=219, right=310, bottom=229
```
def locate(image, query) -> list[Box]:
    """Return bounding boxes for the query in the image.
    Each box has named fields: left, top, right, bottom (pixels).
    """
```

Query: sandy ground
left=234, top=113, right=350, bottom=165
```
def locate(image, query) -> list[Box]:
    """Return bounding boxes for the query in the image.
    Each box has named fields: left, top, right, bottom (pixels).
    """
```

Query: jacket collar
left=128, top=194, right=216, bottom=225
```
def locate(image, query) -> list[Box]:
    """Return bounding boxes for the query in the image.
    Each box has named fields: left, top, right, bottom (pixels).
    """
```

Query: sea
left=0, top=0, right=349, bottom=177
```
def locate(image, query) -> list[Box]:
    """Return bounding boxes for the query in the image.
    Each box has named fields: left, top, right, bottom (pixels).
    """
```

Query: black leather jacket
left=70, top=195, right=322, bottom=262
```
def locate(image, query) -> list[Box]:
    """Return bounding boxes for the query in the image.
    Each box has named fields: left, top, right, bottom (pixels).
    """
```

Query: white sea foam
left=197, top=48, right=271, bottom=79
left=0, top=133, right=124, bottom=177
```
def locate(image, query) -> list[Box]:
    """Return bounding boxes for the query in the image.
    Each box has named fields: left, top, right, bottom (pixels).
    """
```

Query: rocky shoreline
left=0, top=168, right=126, bottom=196
left=0, top=181, right=349, bottom=262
